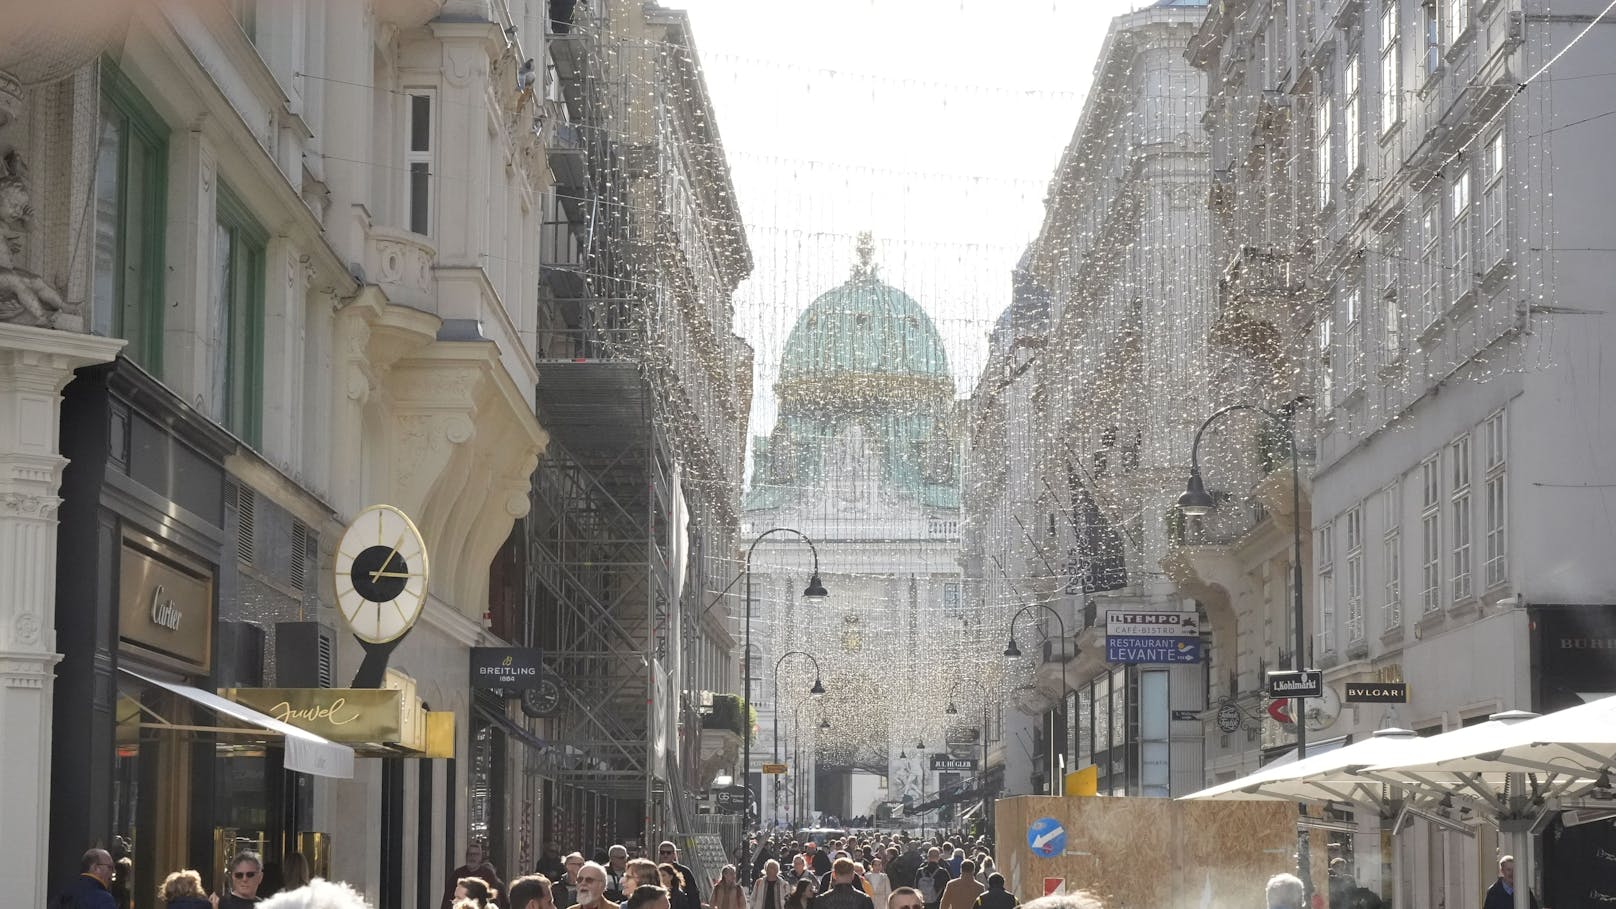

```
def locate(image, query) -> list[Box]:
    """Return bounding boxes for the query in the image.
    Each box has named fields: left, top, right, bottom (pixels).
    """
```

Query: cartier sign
left=119, top=537, right=212, bottom=669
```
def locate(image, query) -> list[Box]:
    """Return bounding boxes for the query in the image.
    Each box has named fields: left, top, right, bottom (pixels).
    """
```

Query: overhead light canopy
left=945, top=701, right=958, bottom=715
left=810, top=676, right=826, bottom=696
left=1003, top=638, right=1023, bottom=659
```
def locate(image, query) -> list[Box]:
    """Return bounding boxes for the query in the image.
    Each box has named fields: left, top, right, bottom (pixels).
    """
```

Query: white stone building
left=1013, top=0, right=1215, bottom=799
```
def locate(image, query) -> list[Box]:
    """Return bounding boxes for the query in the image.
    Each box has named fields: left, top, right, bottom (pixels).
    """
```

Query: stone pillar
left=0, top=323, right=122, bottom=904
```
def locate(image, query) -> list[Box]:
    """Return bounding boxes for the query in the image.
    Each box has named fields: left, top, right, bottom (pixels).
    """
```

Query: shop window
left=212, top=184, right=266, bottom=446
left=94, top=60, right=168, bottom=371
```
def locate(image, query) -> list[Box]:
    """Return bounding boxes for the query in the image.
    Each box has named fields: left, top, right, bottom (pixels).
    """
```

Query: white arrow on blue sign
left=1027, top=816, right=1067, bottom=858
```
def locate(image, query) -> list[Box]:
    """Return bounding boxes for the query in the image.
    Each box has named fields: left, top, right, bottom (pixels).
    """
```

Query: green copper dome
left=779, top=273, right=952, bottom=382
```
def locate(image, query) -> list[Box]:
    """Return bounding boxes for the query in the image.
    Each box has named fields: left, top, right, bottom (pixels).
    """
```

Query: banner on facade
left=470, top=647, right=544, bottom=689
left=1104, top=610, right=1202, bottom=664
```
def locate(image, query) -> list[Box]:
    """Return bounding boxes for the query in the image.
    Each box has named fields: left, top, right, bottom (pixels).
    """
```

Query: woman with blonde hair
left=711, top=865, right=747, bottom=909
left=159, top=870, right=212, bottom=909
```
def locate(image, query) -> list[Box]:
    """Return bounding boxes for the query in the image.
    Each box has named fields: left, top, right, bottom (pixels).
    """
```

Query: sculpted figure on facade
left=0, top=151, right=77, bottom=329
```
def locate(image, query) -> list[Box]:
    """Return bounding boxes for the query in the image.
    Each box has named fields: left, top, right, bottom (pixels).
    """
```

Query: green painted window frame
left=96, top=58, right=169, bottom=372
left=215, top=183, right=266, bottom=447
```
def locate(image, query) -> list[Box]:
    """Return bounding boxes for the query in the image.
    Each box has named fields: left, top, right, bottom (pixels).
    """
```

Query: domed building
left=745, top=235, right=965, bottom=829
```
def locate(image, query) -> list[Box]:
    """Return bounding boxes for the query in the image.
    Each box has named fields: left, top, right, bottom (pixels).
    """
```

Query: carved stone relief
left=0, top=152, right=80, bottom=330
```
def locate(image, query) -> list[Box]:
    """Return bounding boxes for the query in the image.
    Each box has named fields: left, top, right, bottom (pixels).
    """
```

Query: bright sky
left=663, top=0, right=1150, bottom=437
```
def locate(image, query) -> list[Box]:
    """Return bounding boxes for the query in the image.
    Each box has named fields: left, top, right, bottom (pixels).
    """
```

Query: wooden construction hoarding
left=995, top=796, right=1296, bottom=909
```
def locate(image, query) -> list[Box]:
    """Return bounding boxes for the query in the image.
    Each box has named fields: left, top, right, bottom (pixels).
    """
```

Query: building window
left=1482, top=131, right=1507, bottom=271
left=1380, top=2, right=1402, bottom=133
left=1344, top=53, right=1362, bottom=177
left=1381, top=243, right=1402, bottom=359
left=1450, top=434, right=1473, bottom=602
left=1315, top=93, right=1333, bottom=209
left=1422, top=0, right=1441, bottom=76
left=1450, top=171, right=1472, bottom=303
left=1383, top=483, right=1403, bottom=630
left=1346, top=505, right=1365, bottom=645
left=1317, top=523, right=1337, bottom=655
left=230, top=0, right=257, bottom=42
left=1483, top=411, right=1507, bottom=588
left=406, top=91, right=434, bottom=235
left=1343, top=281, right=1364, bottom=391
left=93, top=63, right=168, bottom=371
left=1420, top=455, right=1441, bottom=613
left=1318, top=312, right=1335, bottom=411
left=1419, top=198, right=1441, bottom=329
left=1445, top=0, right=1469, bottom=48
left=212, top=184, right=266, bottom=446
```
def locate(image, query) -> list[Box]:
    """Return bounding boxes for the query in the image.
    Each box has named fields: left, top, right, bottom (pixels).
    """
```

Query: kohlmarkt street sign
left=929, top=756, right=979, bottom=772
left=1267, top=669, right=1324, bottom=699
left=1344, top=681, right=1409, bottom=703
left=1105, top=610, right=1202, bottom=664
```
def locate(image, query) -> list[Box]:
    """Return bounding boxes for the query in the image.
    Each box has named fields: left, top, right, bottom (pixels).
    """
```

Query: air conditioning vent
left=290, top=520, right=309, bottom=591
left=318, top=631, right=334, bottom=688
left=236, top=485, right=256, bottom=565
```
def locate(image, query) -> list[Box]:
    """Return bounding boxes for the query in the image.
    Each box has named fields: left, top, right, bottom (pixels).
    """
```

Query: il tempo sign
left=1105, top=610, right=1202, bottom=664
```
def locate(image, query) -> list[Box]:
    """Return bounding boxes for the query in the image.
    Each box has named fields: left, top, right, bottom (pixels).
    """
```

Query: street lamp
left=1178, top=401, right=1311, bottom=894
left=947, top=678, right=992, bottom=834
left=704, top=527, right=827, bottom=827
left=774, top=650, right=826, bottom=827
left=1003, top=602, right=1069, bottom=661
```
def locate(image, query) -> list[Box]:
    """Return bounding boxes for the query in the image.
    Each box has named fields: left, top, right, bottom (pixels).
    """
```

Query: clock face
left=520, top=678, right=562, bottom=718
left=334, top=504, right=430, bottom=644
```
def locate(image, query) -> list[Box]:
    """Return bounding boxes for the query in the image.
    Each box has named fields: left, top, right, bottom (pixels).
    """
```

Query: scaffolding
left=531, top=0, right=748, bottom=854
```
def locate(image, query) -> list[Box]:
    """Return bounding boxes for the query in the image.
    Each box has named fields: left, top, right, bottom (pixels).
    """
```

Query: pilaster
left=0, top=323, right=122, bottom=907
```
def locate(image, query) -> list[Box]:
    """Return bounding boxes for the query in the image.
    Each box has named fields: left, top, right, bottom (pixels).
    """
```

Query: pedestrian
left=218, top=852, right=267, bottom=909
left=1483, top=856, right=1541, bottom=909
left=624, top=886, right=671, bottom=909
left=281, top=854, right=313, bottom=893
left=912, top=849, right=950, bottom=909
left=813, top=860, right=873, bottom=909
left=256, top=879, right=372, bottom=909
left=938, top=861, right=983, bottom=909
left=604, top=847, right=631, bottom=904
left=1017, top=895, right=1103, bottom=909
left=160, top=870, right=213, bottom=909
left=455, top=878, right=496, bottom=909
left=538, top=846, right=566, bottom=881
left=785, top=879, right=816, bottom=909
left=508, top=875, right=557, bottom=909
left=443, top=843, right=506, bottom=909
left=943, top=848, right=962, bottom=879
left=971, top=874, right=1014, bottom=909
left=568, top=862, right=615, bottom=909
left=785, top=855, right=810, bottom=889
left=556, top=853, right=585, bottom=908
left=655, top=842, right=701, bottom=909
left=1265, top=874, right=1305, bottom=909
left=752, top=860, right=787, bottom=909
left=805, top=843, right=832, bottom=879
left=712, top=865, right=748, bottom=909
left=625, top=859, right=660, bottom=899
left=887, top=887, right=923, bottom=909
left=57, top=848, right=117, bottom=909
left=112, top=857, right=134, bottom=909
left=865, top=857, right=891, bottom=909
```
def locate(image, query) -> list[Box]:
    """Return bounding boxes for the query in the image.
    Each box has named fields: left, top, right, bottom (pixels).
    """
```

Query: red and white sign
left=1044, top=878, right=1065, bottom=897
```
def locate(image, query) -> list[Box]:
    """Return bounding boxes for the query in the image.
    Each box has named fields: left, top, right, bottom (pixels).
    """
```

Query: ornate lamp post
left=1003, top=602, right=1069, bottom=660
left=773, top=650, right=825, bottom=827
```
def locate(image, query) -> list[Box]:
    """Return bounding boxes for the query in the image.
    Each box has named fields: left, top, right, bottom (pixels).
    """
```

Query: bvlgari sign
left=119, top=535, right=212, bottom=669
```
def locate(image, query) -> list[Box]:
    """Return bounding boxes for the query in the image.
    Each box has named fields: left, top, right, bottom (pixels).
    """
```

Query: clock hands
left=369, top=570, right=424, bottom=579
left=369, top=533, right=408, bottom=583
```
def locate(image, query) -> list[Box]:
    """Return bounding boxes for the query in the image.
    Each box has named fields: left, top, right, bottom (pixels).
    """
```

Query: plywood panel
left=995, top=796, right=1296, bottom=909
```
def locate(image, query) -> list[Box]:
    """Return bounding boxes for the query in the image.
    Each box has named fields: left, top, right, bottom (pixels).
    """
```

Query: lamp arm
left=749, top=527, right=822, bottom=575
left=1009, top=601, right=1069, bottom=648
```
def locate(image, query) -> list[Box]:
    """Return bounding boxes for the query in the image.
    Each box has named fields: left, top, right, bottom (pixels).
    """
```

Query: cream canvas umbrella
left=1181, top=728, right=1428, bottom=810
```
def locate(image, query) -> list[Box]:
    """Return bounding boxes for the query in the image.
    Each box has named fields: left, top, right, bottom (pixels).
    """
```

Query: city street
left=5, top=1, right=1616, bottom=908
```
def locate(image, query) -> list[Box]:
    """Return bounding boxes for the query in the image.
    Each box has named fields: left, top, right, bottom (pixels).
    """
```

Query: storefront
left=48, top=361, right=352, bottom=901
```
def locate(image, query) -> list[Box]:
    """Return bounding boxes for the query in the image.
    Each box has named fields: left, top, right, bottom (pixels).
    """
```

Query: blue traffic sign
left=1027, top=816, right=1067, bottom=858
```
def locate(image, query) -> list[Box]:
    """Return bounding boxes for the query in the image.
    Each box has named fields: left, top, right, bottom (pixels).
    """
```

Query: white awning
left=120, top=668, right=354, bottom=779
left=1262, top=734, right=1351, bottom=768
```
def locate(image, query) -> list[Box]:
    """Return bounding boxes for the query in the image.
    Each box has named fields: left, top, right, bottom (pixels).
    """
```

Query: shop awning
left=1261, top=734, right=1352, bottom=768
left=121, top=669, right=354, bottom=779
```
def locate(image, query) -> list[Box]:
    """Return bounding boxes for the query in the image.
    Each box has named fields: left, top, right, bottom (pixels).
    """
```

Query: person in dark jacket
left=161, top=869, right=214, bottom=909
left=1482, top=856, right=1540, bottom=909
left=656, top=842, right=702, bottom=909
left=218, top=851, right=267, bottom=909
left=973, top=874, right=1016, bottom=909
left=58, top=849, right=117, bottom=909
left=814, top=860, right=873, bottom=909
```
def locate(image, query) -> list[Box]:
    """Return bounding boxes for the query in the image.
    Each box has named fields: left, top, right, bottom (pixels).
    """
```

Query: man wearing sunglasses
left=568, top=861, right=619, bottom=909
left=656, top=841, right=700, bottom=909
left=216, top=851, right=264, bottom=908
left=55, top=849, right=116, bottom=909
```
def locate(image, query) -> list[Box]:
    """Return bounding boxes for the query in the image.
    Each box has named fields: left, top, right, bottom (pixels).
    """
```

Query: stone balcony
left=1210, top=245, right=1308, bottom=357
left=366, top=227, right=437, bottom=312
